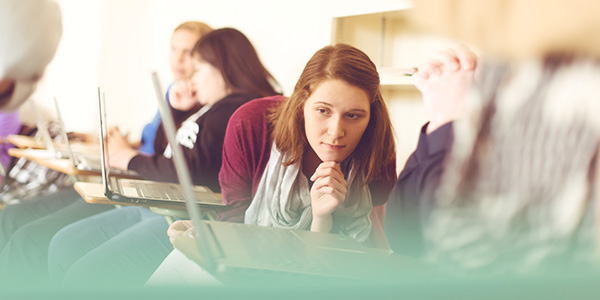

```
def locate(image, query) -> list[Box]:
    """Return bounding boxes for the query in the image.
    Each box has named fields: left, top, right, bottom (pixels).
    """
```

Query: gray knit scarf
left=245, top=142, right=373, bottom=243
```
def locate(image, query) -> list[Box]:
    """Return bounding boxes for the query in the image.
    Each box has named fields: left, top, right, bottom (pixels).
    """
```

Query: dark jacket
left=385, top=122, right=453, bottom=256
left=128, top=93, right=260, bottom=192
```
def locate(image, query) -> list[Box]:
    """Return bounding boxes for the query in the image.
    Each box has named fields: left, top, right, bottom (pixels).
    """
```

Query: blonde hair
left=174, top=21, right=212, bottom=37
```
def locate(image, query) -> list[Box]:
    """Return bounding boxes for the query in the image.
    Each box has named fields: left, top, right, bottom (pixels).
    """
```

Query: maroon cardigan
left=217, top=96, right=396, bottom=247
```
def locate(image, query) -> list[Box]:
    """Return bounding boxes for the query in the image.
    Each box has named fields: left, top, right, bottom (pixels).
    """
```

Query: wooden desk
left=73, top=182, right=187, bottom=209
left=7, top=134, right=99, bottom=153
left=73, top=182, right=226, bottom=223
left=8, top=148, right=98, bottom=176
left=7, top=135, right=47, bottom=149
left=7, top=148, right=138, bottom=180
left=74, top=182, right=195, bottom=223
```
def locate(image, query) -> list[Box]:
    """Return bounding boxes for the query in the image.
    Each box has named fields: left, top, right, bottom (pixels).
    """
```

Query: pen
left=399, top=67, right=418, bottom=76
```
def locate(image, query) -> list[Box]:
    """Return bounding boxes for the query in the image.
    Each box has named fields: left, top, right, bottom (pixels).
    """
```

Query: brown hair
left=174, top=21, right=212, bottom=37
left=268, top=44, right=395, bottom=183
left=192, top=28, right=280, bottom=97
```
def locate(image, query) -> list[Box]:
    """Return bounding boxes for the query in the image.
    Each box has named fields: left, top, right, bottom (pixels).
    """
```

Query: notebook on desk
left=151, top=71, right=417, bottom=282
left=98, top=86, right=224, bottom=208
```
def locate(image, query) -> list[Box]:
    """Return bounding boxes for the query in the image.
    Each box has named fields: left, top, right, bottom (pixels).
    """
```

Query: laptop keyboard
left=137, top=183, right=184, bottom=200
left=234, top=226, right=329, bottom=273
left=134, top=182, right=218, bottom=202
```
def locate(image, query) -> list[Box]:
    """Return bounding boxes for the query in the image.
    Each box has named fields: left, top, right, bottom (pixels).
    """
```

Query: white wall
left=26, top=0, right=426, bottom=162
left=23, top=0, right=102, bottom=134
left=26, top=0, right=341, bottom=141
left=97, top=0, right=157, bottom=140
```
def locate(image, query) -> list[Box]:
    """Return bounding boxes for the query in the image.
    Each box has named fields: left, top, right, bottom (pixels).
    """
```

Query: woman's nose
left=327, top=117, right=344, bottom=138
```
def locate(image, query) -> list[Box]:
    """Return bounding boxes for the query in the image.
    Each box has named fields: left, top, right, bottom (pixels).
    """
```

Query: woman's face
left=170, top=29, right=200, bottom=81
left=303, top=79, right=371, bottom=164
left=191, top=58, right=229, bottom=105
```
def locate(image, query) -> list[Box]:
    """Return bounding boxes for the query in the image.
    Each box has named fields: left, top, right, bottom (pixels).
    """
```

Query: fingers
left=310, top=161, right=343, bottom=181
left=167, top=220, right=193, bottom=238
left=416, top=60, right=437, bottom=80
left=433, top=48, right=459, bottom=72
left=183, top=80, right=194, bottom=95
left=416, top=45, right=477, bottom=79
left=311, top=178, right=347, bottom=201
left=107, top=126, right=128, bottom=143
left=310, top=161, right=347, bottom=201
left=168, top=220, right=196, bottom=245
left=455, top=43, right=477, bottom=71
left=170, top=79, right=198, bottom=110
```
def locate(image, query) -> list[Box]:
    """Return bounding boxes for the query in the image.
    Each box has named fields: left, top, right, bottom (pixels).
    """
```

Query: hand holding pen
left=412, top=44, right=478, bottom=134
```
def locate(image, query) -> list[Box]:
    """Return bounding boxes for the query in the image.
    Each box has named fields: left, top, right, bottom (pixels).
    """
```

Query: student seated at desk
left=386, top=0, right=600, bottom=274
left=0, top=21, right=212, bottom=286
left=385, top=45, right=477, bottom=257
left=47, top=27, right=281, bottom=286
left=149, top=43, right=397, bottom=284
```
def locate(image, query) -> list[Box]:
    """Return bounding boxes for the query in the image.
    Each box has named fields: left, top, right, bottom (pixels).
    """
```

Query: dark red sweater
left=218, top=95, right=396, bottom=248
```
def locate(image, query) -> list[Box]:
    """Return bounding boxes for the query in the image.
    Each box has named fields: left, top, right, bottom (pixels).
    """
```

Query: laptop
left=15, top=99, right=77, bottom=161
left=151, top=71, right=421, bottom=283
left=53, top=97, right=138, bottom=176
left=28, top=98, right=57, bottom=154
left=98, top=86, right=224, bottom=208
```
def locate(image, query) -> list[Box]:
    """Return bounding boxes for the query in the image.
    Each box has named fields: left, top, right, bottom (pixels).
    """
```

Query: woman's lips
left=322, top=143, right=345, bottom=150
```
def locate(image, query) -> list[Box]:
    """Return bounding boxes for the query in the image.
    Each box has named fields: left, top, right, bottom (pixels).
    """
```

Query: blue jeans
left=48, top=206, right=172, bottom=287
left=0, top=187, right=112, bottom=286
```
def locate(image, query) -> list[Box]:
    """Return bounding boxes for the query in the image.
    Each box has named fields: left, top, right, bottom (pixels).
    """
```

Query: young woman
left=150, top=43, right=397, bottom=284
left=218, top=44, right=396, bottom=244
left=48, top=27, right=280, bottom=286
left=137, top=21, right=212, bottom=155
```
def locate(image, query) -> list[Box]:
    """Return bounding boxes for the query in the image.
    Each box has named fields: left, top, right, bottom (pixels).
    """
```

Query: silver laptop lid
left=53, top=97, right=80, bottom=167
left=97, top=86, right=114, bottom=196
left=151, top=71, right=217, bottom=273
left=29, top=98, right=56, bottom=154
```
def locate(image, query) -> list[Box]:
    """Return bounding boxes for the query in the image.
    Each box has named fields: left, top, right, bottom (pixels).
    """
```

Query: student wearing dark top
left=48, top=27, right=280, bottom=286
left=385, top=45, right=477, bottom=256
left=390, top=0, right=600, bottom=274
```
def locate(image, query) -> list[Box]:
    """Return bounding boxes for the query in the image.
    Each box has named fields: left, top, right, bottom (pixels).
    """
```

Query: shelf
left=378, top=66, right=416, bottom=87
left=327, top=0, right=412, bottom=18
left=332, top=7, right=456, bottom=88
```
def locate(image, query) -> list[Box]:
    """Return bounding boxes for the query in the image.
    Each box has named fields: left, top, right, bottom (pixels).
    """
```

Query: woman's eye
left=347, top=113, right=361, bottom=120
left=317, top=108, right=329, bottom=115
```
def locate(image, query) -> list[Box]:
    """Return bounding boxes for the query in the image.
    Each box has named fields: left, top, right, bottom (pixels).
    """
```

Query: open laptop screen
left=97, top=86, right=113, bottom=196
left=54, top=97, right=79, bottom=167
left=151, top=71, right=217, bottom=272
